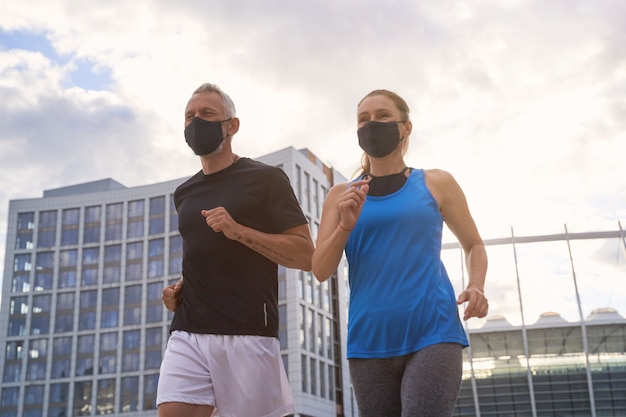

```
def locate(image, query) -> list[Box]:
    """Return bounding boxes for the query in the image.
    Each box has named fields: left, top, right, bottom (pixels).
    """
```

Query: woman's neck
left=368, top=154, right=407, bottom=177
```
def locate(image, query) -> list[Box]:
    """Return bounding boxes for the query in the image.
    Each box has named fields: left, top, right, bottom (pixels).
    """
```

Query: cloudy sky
left=1, top=0, right=624, bottom=323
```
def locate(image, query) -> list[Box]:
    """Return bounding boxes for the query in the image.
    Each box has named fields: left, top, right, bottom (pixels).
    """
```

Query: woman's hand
left=336, top=179, right=370, bottom=230
left=457, top=287, right=488, bottom=320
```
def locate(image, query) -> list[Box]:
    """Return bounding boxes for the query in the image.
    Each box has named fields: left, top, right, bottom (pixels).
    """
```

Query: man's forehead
left=185, top=92, right=223, bottom=113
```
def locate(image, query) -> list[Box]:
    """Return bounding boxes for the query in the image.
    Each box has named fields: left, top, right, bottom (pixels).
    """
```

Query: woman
left=312, top=89, right=488, bottom=416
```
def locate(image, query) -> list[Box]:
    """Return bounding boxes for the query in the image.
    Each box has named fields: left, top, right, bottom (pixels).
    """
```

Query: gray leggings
left=348, top=343, right=463, bottom=417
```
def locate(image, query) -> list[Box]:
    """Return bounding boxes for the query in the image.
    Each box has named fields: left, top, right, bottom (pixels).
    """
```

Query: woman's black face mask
left=357, top=120, right=402, bottom=158
left=184, top=117, right=231, bottom=156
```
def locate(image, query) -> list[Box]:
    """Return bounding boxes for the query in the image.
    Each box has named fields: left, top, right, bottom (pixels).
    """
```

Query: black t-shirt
left=170, top=157, right=308, bottom=337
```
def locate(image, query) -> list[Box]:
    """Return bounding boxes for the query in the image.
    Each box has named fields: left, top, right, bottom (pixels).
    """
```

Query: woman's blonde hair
left=356, top=89, right=411, bottom=177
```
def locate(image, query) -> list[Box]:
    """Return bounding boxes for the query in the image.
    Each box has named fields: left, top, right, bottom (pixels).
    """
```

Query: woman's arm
left=426, top=169, right=489, bottom=320
left=312, top=180, right=370, bottom=281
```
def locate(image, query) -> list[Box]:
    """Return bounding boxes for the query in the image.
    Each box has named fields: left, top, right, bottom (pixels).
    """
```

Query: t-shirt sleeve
left=265, top=167, right=308, bottom=233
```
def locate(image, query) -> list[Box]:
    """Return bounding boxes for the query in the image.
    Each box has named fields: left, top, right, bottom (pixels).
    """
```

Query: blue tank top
left=345, top=169, right=469, bottom=358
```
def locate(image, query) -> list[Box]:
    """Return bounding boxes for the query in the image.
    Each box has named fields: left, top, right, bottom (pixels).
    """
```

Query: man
left=157, top=83, right=314, bottom=417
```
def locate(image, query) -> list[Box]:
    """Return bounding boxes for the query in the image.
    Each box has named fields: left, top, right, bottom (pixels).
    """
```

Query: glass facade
left=443, top=226, right=626, bottom=417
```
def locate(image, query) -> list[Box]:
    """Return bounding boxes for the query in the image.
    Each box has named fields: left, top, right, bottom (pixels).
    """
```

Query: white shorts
left=157, top=331, right=295, bottom=417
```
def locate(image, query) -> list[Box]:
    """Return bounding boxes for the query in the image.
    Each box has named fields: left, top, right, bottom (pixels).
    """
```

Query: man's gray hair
left=192, top=83, right=237, bottom=118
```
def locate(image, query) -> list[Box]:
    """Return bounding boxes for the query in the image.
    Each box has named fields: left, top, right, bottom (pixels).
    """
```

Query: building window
left=127, top=199, right=145, bottom=238
left=3, top=342, right=23, bottom=382
left=12, top=274, right=30, bottom=293
left=310, top=357, right=317, bottom=396
left=299, top=305, right=306, bottom=350
left=124, top=284, right=143, bottom=325
left=301, top=354, right=308, bottom=393
left=79, top=290, right=97, bottom=331
left=24, top=384, right=44, bottom=405
left=60, top=208, right=80, bottom=246
left=73, top=380, right=92, bottom=415
left=100, top=332, right=118, bottom=374
left=144, top=374, right=159, bottom=410
left=146, top=282, right=163, bottom=324
left=97, top=378, right=116, bottom=414
left=55, top=292, right=75, bottom=333
left=278, top=265, right=286, bottom=300
left=120, top=376, right=139, bottom=412
left=15, top=212, right=35, bottom=250
left=31, top=294, right=51, bottom=335
left=105, top=203, right=123, bottom=241
left=8, top=298, right=27, bottom=336
left=325, top=317, right=333, bottom=359
left=83, top=205, right=101, bottom=244
left=122, top=329, right=141, bottom=372
left=37, top=210, right=57, bottom=248
left=317, top=313, right=324, bottom=356
left=148, top=238, right=164, bottom=278
left=1, top=386, right=20, bottom=407
left=26, top=339, right=47, bottom=380
left=5, top=341, right=24, bottom=360
left=320, top=362, right=326, bottom=399
left=313, top=178, right=320, bottom=218
left=2, top=363, right=21, bottom=383
left=304, top=172, right=310, bottom=213
left=13, top=253, right=32, bottom=272
left=48, top=383, right=69, bottom=416
left=279, top=304, right=288, bottom=350
left=103, top=244, right=121, bottom=284
left=307, top=308, right=315, bottom=353
left=76, top=335, right=95, bottom=376
left=145, top=327, right=162, bottom=370
left=101, top=288, right=120, bottom=328
left=12, top=253, right=31, bottom=294
left=34, top=252, right=53, bottom=292
left=81, top=247, right=100, bottom=286
left=51, top=337, right=72, bottom=379
left=149, top=196, right=166, bottom=235
left=169, top=194, right=178, bottom=232
left=169, top=235, right=182, bottom=275
left=126, top=284, right=142, bottom=305
left=125, top=241, right=143, bottom=281
left=58, top=249, right=78, bottom=289
left=295, top=165, right=302, bottom=203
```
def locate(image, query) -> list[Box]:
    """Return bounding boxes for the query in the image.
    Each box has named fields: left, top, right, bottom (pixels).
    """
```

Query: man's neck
left=200, top=150, right=239, bottom=175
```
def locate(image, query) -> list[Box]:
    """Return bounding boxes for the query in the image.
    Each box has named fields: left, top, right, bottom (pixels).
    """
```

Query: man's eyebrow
left=185, top=107, right=218, bottom=116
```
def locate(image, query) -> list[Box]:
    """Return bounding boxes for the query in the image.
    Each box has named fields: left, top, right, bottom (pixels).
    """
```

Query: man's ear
left=227, top=117, right=240, bottom=136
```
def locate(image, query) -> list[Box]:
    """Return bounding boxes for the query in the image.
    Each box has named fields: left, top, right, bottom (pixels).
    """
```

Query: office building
left=454, top=308, right=626, bottom=416
left=0, top=146, right=356, bottom=417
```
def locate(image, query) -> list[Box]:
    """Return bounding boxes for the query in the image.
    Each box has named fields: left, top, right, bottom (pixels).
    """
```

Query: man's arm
left=202, top=208, right=314, bottom=271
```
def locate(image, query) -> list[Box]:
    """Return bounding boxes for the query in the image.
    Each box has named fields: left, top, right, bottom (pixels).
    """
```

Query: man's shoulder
left=237, top=158, right=289, bottom=179
left=238, top=157, right=279, bottom=171
left=175, top=170, right=204, bottom=189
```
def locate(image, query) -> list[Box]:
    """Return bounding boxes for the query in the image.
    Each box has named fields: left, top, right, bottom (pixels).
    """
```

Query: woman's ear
left=402, top=120, right=412, bottom=138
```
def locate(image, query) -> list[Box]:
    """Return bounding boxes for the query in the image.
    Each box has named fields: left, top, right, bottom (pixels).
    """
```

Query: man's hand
left=162, top=277, right=183, bottom=312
